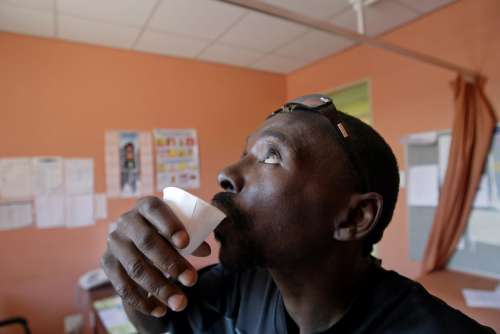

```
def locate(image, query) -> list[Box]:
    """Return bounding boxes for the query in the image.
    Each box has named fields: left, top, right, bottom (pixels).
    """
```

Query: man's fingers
left=192, top=242, right=211, bottom=257
left=137, top=196, right=189, bottom=249
left=101, top=250, right=164, bottom=317
left=107, top=234, right=188, bottom=311
left=120, top=214, right=198, bottom=287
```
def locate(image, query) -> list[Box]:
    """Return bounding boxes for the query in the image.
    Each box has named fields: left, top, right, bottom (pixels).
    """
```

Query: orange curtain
left=422, top=75, right=497, bottom=273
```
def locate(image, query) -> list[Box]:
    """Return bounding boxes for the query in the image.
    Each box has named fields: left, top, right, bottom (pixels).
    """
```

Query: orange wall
left=2, top=0, right=500, bottom=332
left=0, top=33, right=285, bottom=333
left=287, top=0, right=500, bottom=278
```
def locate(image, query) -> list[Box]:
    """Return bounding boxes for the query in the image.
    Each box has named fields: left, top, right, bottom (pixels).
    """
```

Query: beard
left=212, top=192, right=263, bottom=272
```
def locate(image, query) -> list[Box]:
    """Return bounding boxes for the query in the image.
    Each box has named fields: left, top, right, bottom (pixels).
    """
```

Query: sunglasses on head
left=270, top=94, right=370, bottom=192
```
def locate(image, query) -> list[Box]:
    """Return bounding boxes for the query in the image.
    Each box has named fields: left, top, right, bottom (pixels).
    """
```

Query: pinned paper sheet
left=438, top=134, right=451, bottom=184
left=65, top=159, right=94, bottom=195
left=66, top=194, right=94, bottom=228
left=408, top=165, right=439, bottom=207
left=105, top=131, right=154, bottom=198
left=32, top=157, right=64, bottom=195
left=467, top=210, right=500, bottom=247
left=0, top=158, right=33, bottom=199
left=163, top=187, right=225, bottom=256
left=154, top=129, right=200, bottom=190
left=404, top=131, right=438, bottom=146
left=0, top=201, right=33, bottom=230
left=35, top=194, right=65, bottom=229
left=473, top=174, right=492, bottom=208
left=94, top=193, right=108, bottom=220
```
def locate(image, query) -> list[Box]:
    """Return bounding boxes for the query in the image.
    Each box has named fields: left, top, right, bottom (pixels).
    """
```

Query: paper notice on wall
left=32, top=157, right=64, bottom=195
left=404, top=131, right=438, bottom=145
left=438, top=134, right=451, bottom=184
left=139, top=132, right=154, bottom=194
left=0, top=201, right=33, bottom=230
left=490, top=130, right=500, bottom=210
left=64, top=159, right=94, bottom=195
left=439, top=133, right=493, bottom=208
left=94, top=193, right=107, bottom=220
left=66, top=194, right=94, bottom=228
left=473, top=174, right=492, bottom=208
left=154, top=129, right=200, bottom=190
left=467, top=209, right=500, bottom=247
left=408, top=165, right=439, bottom=207
left=0, top=158, right=33, bottom=199
left=35, top=194, right=65, bottom=229
left=105, top=131, right=153, bottom=198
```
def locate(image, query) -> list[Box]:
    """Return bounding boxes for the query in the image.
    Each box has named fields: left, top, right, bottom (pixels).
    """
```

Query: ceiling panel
left=0, top=0, right=458, bottom=74
left=198, top=43, right=264, bottom=67
left=0, top=3, right=53, bottom=37
left=275, top=29, right=354, bottom=62
left=397, top=0, right=454, bottom=13
left=0, top=0, right=54, bottom=11
left=250, top=54, right=309, bottom=74
left=58, top=0, right=157, bottom=27
left=331, top=0, right=419, bottom=36
left=219, top=11, right=308, bottom=52
left=59, top=15, right=140, bottom=49
left=261, top=0, right=351, bottom=20
left=148, top=0, right=246, bottom=40
left=135, top=30, right=211, bottom=58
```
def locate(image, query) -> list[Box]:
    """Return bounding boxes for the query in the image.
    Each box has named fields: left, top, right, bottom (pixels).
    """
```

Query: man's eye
left=262, top=152, right=280, bottom=164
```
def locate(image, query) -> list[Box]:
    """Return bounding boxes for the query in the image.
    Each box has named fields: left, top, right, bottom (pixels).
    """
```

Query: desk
left=86, top=271, right=500, bottom=333
left=87, top=283, right=117, bottom=334
left=417, top=270, right=500, bottom=332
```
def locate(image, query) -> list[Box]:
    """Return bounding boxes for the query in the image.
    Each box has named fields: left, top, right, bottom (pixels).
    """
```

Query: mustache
left=211, top=192, right=249, bottom=228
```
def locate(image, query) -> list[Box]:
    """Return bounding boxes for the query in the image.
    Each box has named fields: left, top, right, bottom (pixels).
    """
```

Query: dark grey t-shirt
left=163, top=264, right=495, bottom=333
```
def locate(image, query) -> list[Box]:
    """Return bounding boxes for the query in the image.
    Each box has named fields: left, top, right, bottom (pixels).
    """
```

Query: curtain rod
left=219, top=0, right=478, bottom=80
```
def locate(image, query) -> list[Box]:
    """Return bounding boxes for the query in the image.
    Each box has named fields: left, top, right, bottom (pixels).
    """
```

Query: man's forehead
left=246, top=114, right=298, bottom=146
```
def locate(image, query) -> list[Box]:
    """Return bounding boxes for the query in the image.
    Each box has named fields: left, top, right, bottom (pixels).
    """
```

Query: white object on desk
left=462, top=288, right=500, bottom=310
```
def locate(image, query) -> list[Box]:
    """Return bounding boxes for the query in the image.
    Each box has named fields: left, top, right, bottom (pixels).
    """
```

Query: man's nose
left=217, top=164, right=244, bottom=193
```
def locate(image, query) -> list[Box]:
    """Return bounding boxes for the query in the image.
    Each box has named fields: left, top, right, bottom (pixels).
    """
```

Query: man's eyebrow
left=259, top=129, right=299, bottom=153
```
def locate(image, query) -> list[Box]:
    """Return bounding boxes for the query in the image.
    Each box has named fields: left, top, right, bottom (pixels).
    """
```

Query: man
left=102, top=94, right=494, bottom=333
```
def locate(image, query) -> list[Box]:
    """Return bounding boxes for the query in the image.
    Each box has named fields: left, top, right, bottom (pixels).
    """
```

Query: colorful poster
left=119, top=132, right=140, bottom=197
left=154, top=129, right=200, bottom=191
left=105, top=131, right=153, bottom=198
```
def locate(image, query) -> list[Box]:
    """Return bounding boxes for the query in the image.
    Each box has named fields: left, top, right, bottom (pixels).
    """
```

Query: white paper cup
left=163, top=187, right=226, bottom=256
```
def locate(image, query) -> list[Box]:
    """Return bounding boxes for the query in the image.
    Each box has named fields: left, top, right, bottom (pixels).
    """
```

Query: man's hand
left=101, top=196, right=211, bottom=318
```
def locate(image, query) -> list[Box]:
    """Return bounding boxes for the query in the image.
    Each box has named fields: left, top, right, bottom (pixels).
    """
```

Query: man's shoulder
left=374, top=269, right=495, bottom=333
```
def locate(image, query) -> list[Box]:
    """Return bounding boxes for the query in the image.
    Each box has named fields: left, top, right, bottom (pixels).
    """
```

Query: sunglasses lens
left=294, top=95, right=331, bottom=109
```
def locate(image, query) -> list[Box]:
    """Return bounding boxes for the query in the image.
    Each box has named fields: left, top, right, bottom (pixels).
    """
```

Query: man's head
left=124, top=142, right=135, bottom=160
left=213, top=95, right=399, bottom=271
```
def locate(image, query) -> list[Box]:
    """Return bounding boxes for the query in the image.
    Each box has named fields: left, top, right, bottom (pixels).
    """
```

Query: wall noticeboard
left=406, top=126, right=500, bottom=278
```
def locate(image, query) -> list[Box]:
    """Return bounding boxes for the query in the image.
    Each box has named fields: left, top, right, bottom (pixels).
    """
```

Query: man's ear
left=333, top=192, right=383, bottom=241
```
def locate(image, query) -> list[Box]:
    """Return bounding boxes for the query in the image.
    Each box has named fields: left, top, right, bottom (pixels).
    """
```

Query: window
left=327, top=81, right=371, bottom=125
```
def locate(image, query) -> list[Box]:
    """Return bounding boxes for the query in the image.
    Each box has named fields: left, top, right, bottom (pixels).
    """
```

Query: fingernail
left=172, top=230, right=189, bottom=248
left=151, top=306, right=167, bottom=318
left=168, top=294, right=187, bottom=311
left=178, top=269, right=197, bottom=287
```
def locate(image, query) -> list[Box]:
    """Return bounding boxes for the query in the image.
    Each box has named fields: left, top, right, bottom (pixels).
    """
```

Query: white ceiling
left=0, top=0, right=455, bottom=74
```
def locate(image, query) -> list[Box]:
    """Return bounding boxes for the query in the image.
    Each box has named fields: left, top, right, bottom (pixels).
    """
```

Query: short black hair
left=337, top=111, right=400, bottom=255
